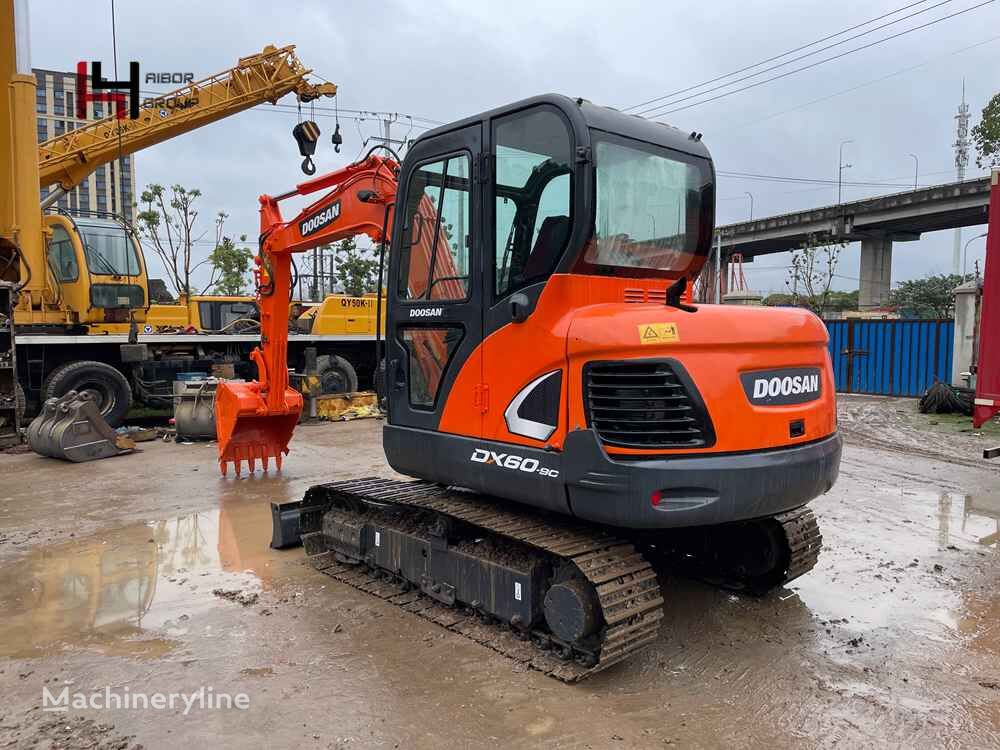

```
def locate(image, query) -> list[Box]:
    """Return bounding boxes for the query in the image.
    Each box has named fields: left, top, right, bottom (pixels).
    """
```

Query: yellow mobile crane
left=0, top=0, right=358, bottom=424
left=9, top=41, right=335, bottom=326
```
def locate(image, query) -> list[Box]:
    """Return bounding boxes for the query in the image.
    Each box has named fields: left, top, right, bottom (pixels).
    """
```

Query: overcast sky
left=28, top=0, right=1000, bottom=295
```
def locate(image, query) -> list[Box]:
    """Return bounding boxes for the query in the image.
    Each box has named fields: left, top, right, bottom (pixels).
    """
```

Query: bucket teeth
left=218, top=443, right=288, bottom=478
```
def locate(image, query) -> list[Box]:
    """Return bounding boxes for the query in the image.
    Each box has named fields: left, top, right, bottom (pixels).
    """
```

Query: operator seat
left=521, top=215, right=570, bottom=280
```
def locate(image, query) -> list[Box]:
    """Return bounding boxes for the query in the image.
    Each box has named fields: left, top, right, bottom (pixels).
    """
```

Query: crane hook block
left=332, top=123, right=343, bottom=154
left=293, top=120, right=321, bottom=175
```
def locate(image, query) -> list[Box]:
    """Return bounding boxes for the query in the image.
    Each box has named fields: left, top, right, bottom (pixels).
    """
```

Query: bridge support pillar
left=859, top=237, right=892, bottom=309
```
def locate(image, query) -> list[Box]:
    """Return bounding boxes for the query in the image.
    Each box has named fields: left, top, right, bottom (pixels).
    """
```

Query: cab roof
left=416, top=93, right=711, bottom=160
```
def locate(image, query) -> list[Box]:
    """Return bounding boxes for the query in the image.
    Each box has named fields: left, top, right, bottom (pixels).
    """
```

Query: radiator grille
left=584, top=361, right=713, bottom=449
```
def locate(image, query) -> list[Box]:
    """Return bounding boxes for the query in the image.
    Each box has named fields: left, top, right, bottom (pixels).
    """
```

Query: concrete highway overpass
left=716, top=175, right=993, bottom=308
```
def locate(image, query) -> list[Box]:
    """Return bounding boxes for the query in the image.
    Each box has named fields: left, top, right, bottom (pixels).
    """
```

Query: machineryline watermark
left=42, top=685, right=250, bottom=715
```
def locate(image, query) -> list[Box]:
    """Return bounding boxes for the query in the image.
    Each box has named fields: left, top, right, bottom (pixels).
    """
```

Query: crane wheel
left=315, top=355, right=359, bottom=395
left=43, top=361, right=132, bottom=427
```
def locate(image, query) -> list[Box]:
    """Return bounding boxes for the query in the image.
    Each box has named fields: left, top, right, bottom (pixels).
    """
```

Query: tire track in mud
left=838, top=398, right=1000, bottom=474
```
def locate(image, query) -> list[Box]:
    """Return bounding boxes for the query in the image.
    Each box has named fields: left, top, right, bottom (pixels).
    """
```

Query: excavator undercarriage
left=285, top=476, right=822, bottom=681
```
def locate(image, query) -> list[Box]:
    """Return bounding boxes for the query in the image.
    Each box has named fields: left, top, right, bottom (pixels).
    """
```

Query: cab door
left=385, top=124, right=483, bottom=436
left=481, top=104, right=578, bottom=451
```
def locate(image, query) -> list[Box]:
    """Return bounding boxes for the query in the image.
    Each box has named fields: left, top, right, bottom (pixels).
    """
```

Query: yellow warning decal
left=638, top=322, right=679, bottom=344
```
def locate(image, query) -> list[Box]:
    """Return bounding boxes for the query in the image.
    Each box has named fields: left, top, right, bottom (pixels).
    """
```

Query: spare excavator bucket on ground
left=27, top=391, right=134, bottom=462
left=215, top=378, right=303, bottom=476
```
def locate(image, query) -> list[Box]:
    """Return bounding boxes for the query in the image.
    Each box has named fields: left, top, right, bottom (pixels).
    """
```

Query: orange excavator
left=216, top=95, right=841, bottom=681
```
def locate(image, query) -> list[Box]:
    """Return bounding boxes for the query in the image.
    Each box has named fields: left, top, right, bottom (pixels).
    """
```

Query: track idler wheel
left=543, top=578, right=602, bottom=645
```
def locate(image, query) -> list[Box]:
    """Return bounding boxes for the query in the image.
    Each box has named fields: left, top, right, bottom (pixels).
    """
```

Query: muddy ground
left=0, top=395, right=997, bottom=749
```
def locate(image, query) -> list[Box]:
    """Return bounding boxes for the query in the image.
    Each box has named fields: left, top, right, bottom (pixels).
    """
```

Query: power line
left=649, top=0, right=995, bottom=118
left=717, top=32, right=1000, bottom=134
left=717, top=168, right=961, bottom=201
left=132, top=86, right=442, bottom=129
left=626, top=0, right=951, bottom=115
left=717, top=169, right=932, bottom=188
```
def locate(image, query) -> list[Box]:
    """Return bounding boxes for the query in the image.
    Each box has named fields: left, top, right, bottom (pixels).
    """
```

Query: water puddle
left=0, top=499, right=289, bottom=659
left=792, top=482, right=1000, bottom=670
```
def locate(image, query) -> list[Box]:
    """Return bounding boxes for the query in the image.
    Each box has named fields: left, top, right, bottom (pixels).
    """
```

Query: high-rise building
left=33, top=67, right=137, bottom=223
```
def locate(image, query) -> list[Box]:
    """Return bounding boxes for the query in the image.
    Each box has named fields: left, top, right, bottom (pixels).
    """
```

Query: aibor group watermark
left=42, top=685, right=249, bottom=715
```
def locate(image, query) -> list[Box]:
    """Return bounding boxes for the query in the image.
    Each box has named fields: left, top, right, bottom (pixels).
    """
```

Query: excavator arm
left=214, top=154, right=399, bottom=475
left=38, top=44, right=336, bottom=194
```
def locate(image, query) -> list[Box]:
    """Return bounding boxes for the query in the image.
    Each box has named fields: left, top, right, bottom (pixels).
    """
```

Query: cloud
left=30, top=0, right=999, bottom=292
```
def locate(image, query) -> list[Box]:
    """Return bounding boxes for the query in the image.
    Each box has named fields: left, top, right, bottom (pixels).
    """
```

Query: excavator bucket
left=26, top=391, right=133, bottom=462
left=214, top=380, right=303, bottom=476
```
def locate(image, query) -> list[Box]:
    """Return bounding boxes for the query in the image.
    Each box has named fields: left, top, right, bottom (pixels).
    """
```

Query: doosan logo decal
left=299, top=201, right=341, bottom=237
left=740, top=367, right=822, bottom=406
left=753, top=373, right=819, bottom=399
left=409, top=307, right=443, bottom=318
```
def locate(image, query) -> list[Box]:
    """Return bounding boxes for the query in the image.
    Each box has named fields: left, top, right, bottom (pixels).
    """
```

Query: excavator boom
left=215, top=154, right=399, bottom=475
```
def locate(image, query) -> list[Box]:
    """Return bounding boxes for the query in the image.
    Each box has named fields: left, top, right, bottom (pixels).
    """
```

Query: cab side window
left=493, top=109, right=573, bottom=299
left=47, top=225, right=79, bottom=282
left=397, top=154, right=471, bottom=302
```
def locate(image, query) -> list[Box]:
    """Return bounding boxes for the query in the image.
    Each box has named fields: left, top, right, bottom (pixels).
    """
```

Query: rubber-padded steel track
left=302, top=477, right=664, bottom=682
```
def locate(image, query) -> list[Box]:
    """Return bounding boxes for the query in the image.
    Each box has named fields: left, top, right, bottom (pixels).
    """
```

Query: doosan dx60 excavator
left=215, top=94, right=842, bottom=681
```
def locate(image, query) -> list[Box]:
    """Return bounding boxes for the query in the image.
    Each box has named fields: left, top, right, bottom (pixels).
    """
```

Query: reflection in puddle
left=957, top=493, right=1000, bottom=548
left=0, top=500, right=282, bottom=659
left=793, top=484, right=999, bottom=659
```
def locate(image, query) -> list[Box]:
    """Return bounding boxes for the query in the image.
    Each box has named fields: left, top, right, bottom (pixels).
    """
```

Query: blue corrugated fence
left=823, top=319, right=954, bottom=396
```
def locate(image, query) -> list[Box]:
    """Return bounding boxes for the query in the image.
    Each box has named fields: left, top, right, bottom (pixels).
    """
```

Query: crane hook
left=292, top=120, right=321, bottom=175
left=332, top=123, right=343, bottom=154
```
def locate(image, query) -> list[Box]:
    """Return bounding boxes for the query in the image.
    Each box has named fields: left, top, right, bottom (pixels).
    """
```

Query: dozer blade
left=26, top=391, right=133, bottom=462
left=215, top=380, right=303, bottom=476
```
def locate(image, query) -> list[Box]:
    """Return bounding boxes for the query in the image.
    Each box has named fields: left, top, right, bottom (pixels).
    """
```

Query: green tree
left=332, top=237, right=380, bottom=296
left=972, top=92, right=1000, bottom=169
left=889, top=274, right=969, bottom=318
left=204, top=225, right=253, bottom=295
left=136, top=184, right=202, bottom=297
left=785, top=239, right=844, bottom=315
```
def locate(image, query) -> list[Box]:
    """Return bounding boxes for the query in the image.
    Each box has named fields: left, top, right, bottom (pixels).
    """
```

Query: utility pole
left=952, top=81, right=971, bottom=275
left=744, top=192, right=754, bottom=222
left=908, top=153, right=918, bottom=191
left=311, top=246, right=319, bottom=300
left=963, top=232, right=987, bottom=278
left=714, top=231, right=722, bottom=303
left=365, top=112, right=409, bottom=151
left=838, top=140, right=853, bottom=204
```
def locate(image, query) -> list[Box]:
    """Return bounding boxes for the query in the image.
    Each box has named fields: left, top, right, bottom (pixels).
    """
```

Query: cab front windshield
left=582, top=133, right=713, bottom=277
left=77, top=222, right=142, bottom=277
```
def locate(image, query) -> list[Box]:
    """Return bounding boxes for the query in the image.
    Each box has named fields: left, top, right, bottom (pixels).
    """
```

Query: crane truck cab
left=23, top=215, right=149, bottom=329
left=380, top=94, right=842, bottom=530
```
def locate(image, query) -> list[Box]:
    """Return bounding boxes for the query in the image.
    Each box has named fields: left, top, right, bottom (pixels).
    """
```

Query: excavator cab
left=221, top=93, right=838, bottom=535
left=380, top=94, right=839, bottom=529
